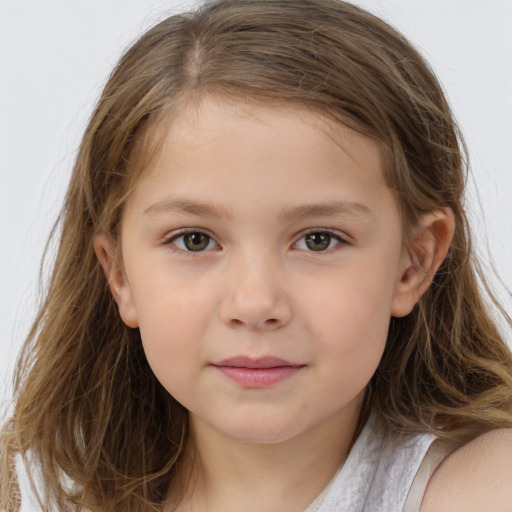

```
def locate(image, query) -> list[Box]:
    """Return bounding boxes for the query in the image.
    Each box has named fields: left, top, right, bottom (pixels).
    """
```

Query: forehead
left=140, top=97, right=385, bottom=184
left=120, top=96, right=399, bottom=229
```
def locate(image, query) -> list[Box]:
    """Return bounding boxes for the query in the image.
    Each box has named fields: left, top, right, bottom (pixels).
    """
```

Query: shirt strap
left=402, top=438, right=458, bottom=512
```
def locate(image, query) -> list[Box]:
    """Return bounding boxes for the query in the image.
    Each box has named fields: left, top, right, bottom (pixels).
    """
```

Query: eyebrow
left=143, top=198, right=374, bottom=221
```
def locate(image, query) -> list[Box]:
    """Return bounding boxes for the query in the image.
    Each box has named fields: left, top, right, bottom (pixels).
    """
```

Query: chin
left=215, top=416, right=303, bottom=445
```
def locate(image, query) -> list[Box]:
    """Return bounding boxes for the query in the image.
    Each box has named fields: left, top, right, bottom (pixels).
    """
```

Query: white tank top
left=15, top=415, right=449, bottom=512
left=305, top=415, right=450, bottom=512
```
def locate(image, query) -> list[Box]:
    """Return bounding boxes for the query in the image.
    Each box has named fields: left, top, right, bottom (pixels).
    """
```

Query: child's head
left=80, top=0, right=484, bottom=430
left=3, top=0, right=511, bottom=510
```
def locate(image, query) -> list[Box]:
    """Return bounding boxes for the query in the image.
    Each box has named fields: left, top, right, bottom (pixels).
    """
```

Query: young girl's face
left=105, top=98, right=414, bottom=445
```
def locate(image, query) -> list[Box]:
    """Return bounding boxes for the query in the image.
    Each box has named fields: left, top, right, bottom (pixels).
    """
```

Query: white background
left=1, top=0, right=511, bottom=408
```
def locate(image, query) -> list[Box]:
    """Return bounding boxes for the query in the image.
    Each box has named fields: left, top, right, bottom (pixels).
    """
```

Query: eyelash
left=163, top=228, right=348, bottom=254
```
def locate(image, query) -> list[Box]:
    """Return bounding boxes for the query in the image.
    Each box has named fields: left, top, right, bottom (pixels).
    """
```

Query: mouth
left=210, top=356, right=306, bottom=388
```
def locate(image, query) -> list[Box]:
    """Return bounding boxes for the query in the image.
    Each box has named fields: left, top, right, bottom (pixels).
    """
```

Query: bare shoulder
left=420, top=428, right=512, bottom=512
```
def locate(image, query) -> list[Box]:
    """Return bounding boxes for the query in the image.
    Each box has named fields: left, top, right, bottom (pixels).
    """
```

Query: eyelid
left=292, top=228, right=350, bottom=256
left=163, top=228, right=220, bottom=252
left=296, top=227, right=350, bottom=242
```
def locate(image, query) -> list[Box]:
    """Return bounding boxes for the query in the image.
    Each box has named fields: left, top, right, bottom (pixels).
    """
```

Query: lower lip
left=213, top=366, right=304, bottom=388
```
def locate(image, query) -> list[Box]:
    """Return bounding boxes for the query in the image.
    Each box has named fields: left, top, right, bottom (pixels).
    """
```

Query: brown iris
left=305, top=232, right=332, bottom=251
left=183, top=232, right=210, bottom=251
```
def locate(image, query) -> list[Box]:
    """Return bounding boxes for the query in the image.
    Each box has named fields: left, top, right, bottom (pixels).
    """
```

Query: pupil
left=305, top=233, right=330, bottom=251
left=184, top=233, right=209, bottom=251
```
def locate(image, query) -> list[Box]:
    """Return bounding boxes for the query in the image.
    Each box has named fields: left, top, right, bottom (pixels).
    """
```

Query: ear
left=93, top=234, right=139, bottom=328
left=391, top=207, right=455, bottom=318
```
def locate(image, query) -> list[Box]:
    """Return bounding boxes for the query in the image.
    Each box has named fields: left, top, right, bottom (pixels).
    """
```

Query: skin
left=95, top=98, right=456, bottom=511
left=420, top=428, right=512, bottom=511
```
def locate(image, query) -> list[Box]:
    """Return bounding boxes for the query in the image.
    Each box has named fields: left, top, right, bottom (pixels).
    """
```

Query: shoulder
left=420, top=428, right=512, bottom=512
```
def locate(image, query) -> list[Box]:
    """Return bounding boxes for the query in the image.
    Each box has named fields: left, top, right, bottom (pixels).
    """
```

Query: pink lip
left=211, top=356, right=306, bottom=388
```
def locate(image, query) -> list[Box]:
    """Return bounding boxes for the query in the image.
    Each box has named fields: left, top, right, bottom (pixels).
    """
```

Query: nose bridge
left=219, top=244, right=291, bottom=330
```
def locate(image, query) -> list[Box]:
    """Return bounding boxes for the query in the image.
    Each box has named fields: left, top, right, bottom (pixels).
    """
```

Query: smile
left=211, top=356, right=306, bottom=388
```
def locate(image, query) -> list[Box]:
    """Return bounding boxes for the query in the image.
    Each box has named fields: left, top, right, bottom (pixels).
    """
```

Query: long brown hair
left=2, top=0, right=511, bottom=510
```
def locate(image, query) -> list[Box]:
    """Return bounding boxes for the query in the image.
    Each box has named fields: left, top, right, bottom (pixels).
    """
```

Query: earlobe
left=93, top=234, right=139, bottom=328
left=391, top=208, right=455, bottom=317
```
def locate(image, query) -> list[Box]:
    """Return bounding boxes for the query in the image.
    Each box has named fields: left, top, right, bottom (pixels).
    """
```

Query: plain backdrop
left=1, top=0, right=511, bottom=408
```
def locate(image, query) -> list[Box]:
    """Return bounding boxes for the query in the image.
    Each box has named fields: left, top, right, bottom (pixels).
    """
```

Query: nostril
left=228, top=317, right=280, bottom=329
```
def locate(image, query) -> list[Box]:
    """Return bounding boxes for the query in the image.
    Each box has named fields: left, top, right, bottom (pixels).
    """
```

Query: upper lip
left=212, top=356, right=303, bottom=369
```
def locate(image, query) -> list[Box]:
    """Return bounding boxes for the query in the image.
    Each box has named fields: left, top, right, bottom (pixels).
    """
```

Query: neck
left=168, top=397, right=364, bottom=512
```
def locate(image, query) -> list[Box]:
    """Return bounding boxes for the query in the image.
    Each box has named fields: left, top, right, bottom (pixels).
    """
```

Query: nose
left=219, top=251, right=292, bottom=331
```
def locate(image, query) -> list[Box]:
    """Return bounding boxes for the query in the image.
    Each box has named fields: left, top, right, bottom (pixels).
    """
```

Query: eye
left=167, top=231, right=219, bottom=252
left=294, top=231, right=344, bottom=252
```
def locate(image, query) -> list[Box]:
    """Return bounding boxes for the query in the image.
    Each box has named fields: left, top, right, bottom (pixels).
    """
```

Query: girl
left=2, top=0, right=512, bottom=510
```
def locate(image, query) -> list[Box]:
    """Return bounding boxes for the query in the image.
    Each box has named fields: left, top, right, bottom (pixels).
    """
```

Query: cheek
left=132, top=279, right=215, bottom=391
left=305, top=263, right=396, bottom=341
left=301, top=266, right=394, bottom=383
left=310, top=306, right=387, bottom=412
left=132, top=261, right=215, bottom=335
